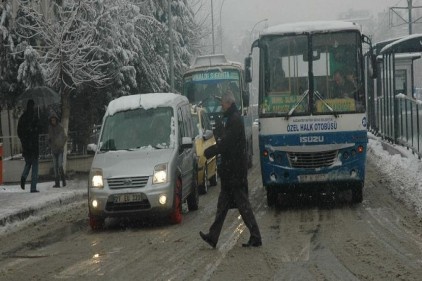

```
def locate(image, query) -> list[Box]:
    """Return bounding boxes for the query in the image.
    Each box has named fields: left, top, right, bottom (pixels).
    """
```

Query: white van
left=88, top=93, right=199, bottom=230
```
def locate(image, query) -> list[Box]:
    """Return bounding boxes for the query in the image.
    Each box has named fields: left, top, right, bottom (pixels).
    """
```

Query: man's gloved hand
left=204, top=144, right=218, bottom=159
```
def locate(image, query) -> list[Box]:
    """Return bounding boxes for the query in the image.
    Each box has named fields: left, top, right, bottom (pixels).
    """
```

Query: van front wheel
left=169, top=179, right=183, bottom=224
left=89, top=213, right=105, bottom=231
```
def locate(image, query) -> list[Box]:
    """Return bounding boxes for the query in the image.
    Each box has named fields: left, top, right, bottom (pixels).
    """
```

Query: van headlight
left=90, top=168, right=104, bottom=189
left=153, top=163, right=168, bottom=184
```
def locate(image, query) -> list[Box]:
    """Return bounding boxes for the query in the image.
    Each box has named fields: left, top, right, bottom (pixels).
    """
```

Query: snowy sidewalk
left=0, top=174, right=87, bottom=230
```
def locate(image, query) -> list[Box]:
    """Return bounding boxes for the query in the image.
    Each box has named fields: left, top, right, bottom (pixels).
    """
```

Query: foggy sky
left=219, top=0, right=405, bottom=37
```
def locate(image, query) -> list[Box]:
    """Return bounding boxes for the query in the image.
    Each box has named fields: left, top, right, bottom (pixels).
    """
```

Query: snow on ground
left=368, top=133, right=422, bottom=217
left=0, top=180, right=86, bottom=235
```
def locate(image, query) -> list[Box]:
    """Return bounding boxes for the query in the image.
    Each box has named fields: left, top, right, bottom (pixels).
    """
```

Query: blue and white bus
left=245, top=21, right=376, bottom=205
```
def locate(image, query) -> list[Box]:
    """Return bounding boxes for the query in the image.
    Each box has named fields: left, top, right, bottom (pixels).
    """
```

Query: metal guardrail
left=370, top=93, right=422, bottom=159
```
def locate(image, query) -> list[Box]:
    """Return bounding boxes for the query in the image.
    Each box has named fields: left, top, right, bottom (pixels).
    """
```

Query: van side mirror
left=203, top=130, right=214, bottom=141
left=181, top=136, right=193, bottom=151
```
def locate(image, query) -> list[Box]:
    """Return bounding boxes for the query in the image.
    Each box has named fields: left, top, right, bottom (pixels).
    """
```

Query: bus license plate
left=113, top=193, right=143, bottom=204
left=298, top=174, right=328, bottom=183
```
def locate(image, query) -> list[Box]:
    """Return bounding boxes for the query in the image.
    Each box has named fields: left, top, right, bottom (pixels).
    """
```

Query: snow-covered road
left=0, top=130, right=421, bottom=281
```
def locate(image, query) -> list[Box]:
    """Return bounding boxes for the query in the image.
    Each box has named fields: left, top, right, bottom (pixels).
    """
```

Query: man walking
left=17, top=99, right=40, bottom=193
left=48, top=111, right=67, bottom=187
left=200, top=91, right=262, bottom=248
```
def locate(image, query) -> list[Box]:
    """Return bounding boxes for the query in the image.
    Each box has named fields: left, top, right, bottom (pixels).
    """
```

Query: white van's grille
left=107, top=176, right=149, bottom=189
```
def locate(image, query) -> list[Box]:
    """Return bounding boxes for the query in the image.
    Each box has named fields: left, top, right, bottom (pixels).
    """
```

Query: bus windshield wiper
left=287, top=89, right=309, bottom=119
left=314, top=91, right=338, bottom=117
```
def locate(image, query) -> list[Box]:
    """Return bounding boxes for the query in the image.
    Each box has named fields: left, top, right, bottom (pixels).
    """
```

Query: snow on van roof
left=261, top=21, right=360, bottom=36
left=106, top=93, right=185, bottom=116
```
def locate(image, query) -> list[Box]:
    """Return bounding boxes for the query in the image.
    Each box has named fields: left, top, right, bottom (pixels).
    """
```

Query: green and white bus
left=182, top=54, right=253, bottom=168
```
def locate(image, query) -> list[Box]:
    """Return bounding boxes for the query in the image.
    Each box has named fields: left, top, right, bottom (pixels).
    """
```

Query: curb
left=0, top=190, right=87, bottom=227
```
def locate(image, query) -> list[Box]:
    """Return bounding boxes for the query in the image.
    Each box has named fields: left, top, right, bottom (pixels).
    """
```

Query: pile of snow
left=368, top=133, right=422, bottom=217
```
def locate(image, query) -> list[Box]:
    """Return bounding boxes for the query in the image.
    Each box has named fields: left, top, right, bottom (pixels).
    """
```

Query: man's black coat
left=205, top=103, right=247, bottom=184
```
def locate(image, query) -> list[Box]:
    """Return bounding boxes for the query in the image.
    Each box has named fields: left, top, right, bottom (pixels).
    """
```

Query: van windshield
left=99, top=107, right=174, bottom=151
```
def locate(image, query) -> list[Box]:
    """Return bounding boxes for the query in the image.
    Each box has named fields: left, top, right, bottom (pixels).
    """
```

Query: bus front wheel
left=266, top=187, right=277, bottom=207
left=351, top=183, right=363, bottom=204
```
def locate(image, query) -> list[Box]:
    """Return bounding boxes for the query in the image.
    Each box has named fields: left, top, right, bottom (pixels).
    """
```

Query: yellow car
left=191, top=106, right=218, bottom=194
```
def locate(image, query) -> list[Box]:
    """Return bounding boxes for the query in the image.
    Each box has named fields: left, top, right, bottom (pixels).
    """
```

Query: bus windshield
left=183, top=69, right=241, bottom=113
left=261, top=31, right=364, bottom=116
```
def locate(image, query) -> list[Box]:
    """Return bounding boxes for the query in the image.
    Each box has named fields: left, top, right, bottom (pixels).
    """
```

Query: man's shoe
left=30, top=190, right=39, bottom=193
left=199, top=231, right=216, bottom=248
left=20, top=178, right=25, bottom=190
left=52, top=185, right=60, bottom=188
left=242, top=240, right=262, bottom=247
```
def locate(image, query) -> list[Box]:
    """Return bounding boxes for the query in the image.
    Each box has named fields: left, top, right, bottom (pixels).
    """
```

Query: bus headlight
left=90, top=168, right=104, bottom=189
left=153, top=163, right=168, bottom=184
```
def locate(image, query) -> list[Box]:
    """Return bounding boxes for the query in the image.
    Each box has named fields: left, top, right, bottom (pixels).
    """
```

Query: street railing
left=0, top=131, right=91, bottom=160
left=370, top=93, right=422, bottom=159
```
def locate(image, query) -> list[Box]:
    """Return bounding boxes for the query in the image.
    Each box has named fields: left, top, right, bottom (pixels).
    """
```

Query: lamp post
left=219, top=0, right=226, bottom=53
left=211, top=0, right=215, bottom=54
left=250, top=18, right=268, bottom=43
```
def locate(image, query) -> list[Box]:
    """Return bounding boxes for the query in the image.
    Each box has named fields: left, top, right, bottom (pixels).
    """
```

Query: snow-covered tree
left=17, top=45, right=45, bottom=88
left=6, top=0, right=204, bottom=150
left=16, top=0, right=113, bottom=137
left=147, top=0, right=203, bottom=91
left=93, top=0, right=169, bottom=96
left=0, top=0, right=27, bottom=112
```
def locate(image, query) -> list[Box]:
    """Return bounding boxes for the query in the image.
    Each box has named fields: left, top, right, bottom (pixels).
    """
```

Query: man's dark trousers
left=208, top=179, right=261, bottom=244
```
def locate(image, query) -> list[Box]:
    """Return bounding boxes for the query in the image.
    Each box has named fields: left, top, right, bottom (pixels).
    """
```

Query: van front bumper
left=88, top=182, right=175, bottom=219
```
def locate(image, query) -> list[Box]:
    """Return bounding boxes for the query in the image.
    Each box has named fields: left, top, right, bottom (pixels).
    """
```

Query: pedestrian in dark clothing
left=48, top=111, right=67, bottom=187
left=17, top=99, right=40, bottom=193
left=200, top=91, right=262, bottom=248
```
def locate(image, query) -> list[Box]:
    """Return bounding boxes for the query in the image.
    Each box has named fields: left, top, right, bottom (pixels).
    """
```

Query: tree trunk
left=60, top=87, right=71, bottom=173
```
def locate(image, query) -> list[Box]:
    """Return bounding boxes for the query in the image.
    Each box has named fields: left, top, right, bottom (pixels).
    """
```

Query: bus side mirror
left=242, top=90, right=250, bottom=107
left=361, top=34, right=378, bottom=79
left=245, top=56, right=252, bottom=83
left=369, top=54, right=378, bottom=79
